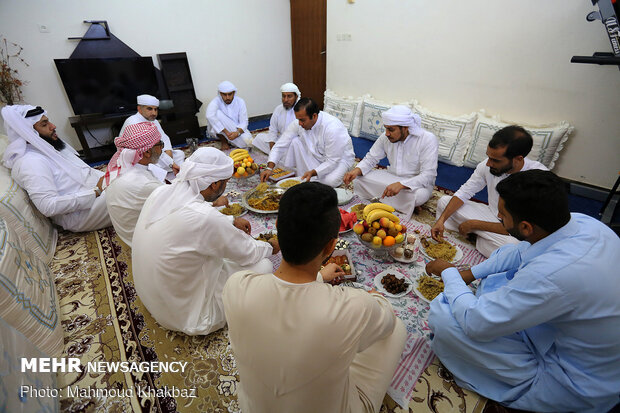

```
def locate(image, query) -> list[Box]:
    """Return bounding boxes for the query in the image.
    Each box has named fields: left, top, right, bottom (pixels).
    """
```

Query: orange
left=247, top=157, right=253, bottom=163
left=233, top=172, right=240, bottom=178
left=383, top=236, right=396, bottom=247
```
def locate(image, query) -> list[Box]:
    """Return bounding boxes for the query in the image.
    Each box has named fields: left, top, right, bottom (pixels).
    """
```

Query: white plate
left=216, top=204, right=247, bottom=217
left=335, top=188, right=354, bottom=205
left=276, top=177, right=302, bottom=189
left=373, top=269, right=414, bottom=298
left=419, top=238, right=463, bottom=263
left=413, top=273, right=444, bottom=304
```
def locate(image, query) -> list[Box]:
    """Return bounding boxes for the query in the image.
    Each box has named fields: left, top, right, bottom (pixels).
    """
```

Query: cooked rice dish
left=421, top=237, right=457, bottom=261
left=279, top=179, right=301, bottom=188
left=417, top=275, right=444, bottom=301
left=247, top=190, right=282, bottom=211
left=220, top=203, right=245, bottom=216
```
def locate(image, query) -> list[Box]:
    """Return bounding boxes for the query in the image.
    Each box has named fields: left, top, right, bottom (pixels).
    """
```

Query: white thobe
left=436, top=157, right=548, bottom=257
left=105, top=164, right=163, bottom=247
left=206, top=96, right=252, bottom=148
left=354, top=131, right=438, bottom=217
left=10, top=145, right=111, bottom=232
left=268, top=112, right=355, bottom=187
left=120, top=113, right=185, bottom=174
left=132, top=189, right=273, bottom=335
left=223, top=271, right=407, bottom=413
left=252, top=104, right=296, bottom=154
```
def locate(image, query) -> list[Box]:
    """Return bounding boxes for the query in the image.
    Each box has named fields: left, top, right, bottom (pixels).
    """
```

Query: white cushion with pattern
left=323, top=90, right=363, bottom=136
left=464, top=112, right=573, bottom=169
left=412, top=102, right=477, bottom=167
left=359, top=97, right=412, bottom=141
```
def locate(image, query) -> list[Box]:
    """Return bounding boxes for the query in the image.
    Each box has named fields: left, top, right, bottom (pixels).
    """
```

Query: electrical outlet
left=38, top=24, right=50, bottom=33
left=343, top=33, right=352, bottom=41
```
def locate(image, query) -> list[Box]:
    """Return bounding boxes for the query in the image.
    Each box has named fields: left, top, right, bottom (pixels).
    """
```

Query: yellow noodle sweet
left=248, top=191, right=281, bottom=211
left=279, top=179, right=301, bottom=188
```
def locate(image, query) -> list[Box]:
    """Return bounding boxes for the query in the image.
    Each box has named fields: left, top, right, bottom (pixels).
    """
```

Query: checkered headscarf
left=103, top=122, right=161, bottom=186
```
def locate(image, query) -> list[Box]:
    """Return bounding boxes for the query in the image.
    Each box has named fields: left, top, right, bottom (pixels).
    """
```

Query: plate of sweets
left=268, top=167, right=295, bottom=182
left=373, top=269, right=414, bottom=298
left=414, top=273, right=445, bottom=304
left=277, top=177, right=302, bottom=189
left=418, top=236, right=463, bottom=263
left=322, top=250, right=356, bottom=285
left=229, top=149, right=258, bottom=178
left=390, top=234, right=418, bottom=263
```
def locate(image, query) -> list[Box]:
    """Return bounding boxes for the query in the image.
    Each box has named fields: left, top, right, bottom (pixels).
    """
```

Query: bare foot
left=217, top=135, right=230, bottom=151
left=414, top=206, right=422, bottom=215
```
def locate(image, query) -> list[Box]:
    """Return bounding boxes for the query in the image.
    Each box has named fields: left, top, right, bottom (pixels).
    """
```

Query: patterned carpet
left=54, top=139, right=487, bottom=412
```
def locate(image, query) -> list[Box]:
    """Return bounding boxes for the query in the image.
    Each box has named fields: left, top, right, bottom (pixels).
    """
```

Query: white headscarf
left=216, top=81, right=242, bottom=119
left=280, top=82, right=301, bottom=98
left=381, top=105, right=423, bottom=136
left=218, top=81, right=237, bottom=94
left=144, top=147, right=233, bottom=226
left=1, top=105, right=92, bottom=185
left=137, top=94, right=159, bottom=106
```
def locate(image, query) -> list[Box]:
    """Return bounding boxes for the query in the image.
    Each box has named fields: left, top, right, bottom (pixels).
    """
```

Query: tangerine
left=383, top=236, right=396, bottom=247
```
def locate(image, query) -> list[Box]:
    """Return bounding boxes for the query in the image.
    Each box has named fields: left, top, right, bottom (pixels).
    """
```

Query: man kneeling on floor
left=426, top=170, right=620, bottom=413
left=132, top=147, right=279, bottom=335
left=223, top=182, right=407, bottom=413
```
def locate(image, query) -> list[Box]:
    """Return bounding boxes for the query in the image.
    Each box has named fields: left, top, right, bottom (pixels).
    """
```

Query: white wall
left=327, top=0, right=620, bottom=189
left=0, top=0, right=292, bottom=148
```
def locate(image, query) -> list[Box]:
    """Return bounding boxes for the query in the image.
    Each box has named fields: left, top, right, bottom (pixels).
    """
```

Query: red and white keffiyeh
left=103, top=122, right=161, bottom=186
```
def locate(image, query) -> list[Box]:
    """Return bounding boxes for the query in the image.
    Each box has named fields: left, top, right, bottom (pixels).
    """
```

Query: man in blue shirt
left=426, top=170, right=620, bottom=412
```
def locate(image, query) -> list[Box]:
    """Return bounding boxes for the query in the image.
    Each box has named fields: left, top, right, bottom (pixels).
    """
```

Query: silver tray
left=241, top=187, right=285, bottom=214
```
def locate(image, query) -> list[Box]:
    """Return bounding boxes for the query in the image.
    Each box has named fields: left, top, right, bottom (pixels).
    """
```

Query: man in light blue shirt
left=426, top=170, right=620, bottom=412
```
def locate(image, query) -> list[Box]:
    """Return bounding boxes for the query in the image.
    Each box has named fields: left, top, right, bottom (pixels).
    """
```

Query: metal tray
left=241, top=187, right=285, bottom=214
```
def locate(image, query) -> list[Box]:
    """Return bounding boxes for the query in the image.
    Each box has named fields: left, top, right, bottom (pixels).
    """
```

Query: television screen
left=54, top=57, right=159, bottom=115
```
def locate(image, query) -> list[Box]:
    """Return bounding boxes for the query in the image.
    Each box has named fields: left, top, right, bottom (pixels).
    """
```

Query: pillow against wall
left=359, top=96, right=413, bottom=141
left=323, top=90, right=363, bottom=137
left=412, top=102, right=477, bottom=167
left=464, top=112, right=573, bottom=169
left=0, top=164, right=57, bottom=264
left=0, top=217, right=63, bottom=356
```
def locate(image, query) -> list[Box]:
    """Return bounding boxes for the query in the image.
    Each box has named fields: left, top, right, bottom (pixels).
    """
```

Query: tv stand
left=69, top=113, right=129, bottom=164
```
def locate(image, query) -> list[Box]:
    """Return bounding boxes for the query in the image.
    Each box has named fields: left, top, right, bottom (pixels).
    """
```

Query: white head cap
left=218, top=81, right=237, bottom=93
left=137, top=94, right=159, bottom=107
left=381, top=105, right=422, bottom=136
left=280, top=82, right=301, bottom=97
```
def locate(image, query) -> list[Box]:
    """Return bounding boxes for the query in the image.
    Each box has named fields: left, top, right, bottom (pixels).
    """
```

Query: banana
left=363, top=202, right=395, bottom=219
left=231, top=153, right=249, bottom=162
left=230, top=149, right=248, bottom=157
left=365, top=209, right=400, bottom=224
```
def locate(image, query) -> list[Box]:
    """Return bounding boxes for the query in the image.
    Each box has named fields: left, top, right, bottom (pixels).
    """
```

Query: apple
left=379, top=217, right=391, bottom=228
left=372, top=236, right=382, bottom=246
left=376, top=229, right=387, bottom=239
left=237, top=166, right=246, bottom=175
left=394, top=233, right=405, bottom=244
left=372, top=221, right=381, bottom=230
left=353, top=223, right=365, bottom=235
left=394, top=224, right=403, bottom=232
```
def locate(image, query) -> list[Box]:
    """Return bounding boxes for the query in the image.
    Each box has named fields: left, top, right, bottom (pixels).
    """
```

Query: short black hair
left=276, top=182, right=340, bottom=265
left=488, top=125, right=533, bottom=159
left=496, top=170, right=570, bottom=234
left=294, top=97, right=320, bottom=117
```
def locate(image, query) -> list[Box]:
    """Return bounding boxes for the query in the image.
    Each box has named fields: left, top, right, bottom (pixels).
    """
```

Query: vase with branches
left=0, top=36, right=28, bottom=106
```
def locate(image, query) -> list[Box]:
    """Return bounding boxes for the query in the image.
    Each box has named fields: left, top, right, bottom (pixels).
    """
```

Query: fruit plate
left=277, top=177, right=302, bottom=189
left=241, top=187, right=285, bottom=214
left=232, top=168, right=257, bottom=179
left=216, top=203, right=248, bottom=218
left=418, top=237, right=463, bottom=263
left=373, top=269, right=414, bottom=298
left=335, top=188, right=354, bottom=205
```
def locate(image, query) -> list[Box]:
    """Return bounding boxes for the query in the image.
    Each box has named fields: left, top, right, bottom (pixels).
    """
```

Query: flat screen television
left=54, top=57, right=159, bottom=116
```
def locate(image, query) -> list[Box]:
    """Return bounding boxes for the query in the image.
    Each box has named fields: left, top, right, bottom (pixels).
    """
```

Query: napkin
left=339, top=209, right=358, bottom=232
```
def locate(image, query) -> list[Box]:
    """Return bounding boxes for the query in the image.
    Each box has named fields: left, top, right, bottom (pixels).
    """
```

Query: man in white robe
left=223, top=182, right=406, bottom=413
left=431, top=125, right=548, bottom=257
left=343, top=105, right=438, bottom=217
left=260, top=97, right=355, bottom=187
left=104, top=122, right=164, bottom=247
left=1, top=105, right=111, bottom=232
left=119, top=94, right=184, bottom=178
left=132, top=147, right=278, bottom=335
left=206, top=81, right=252, bottom=150
left=252, top=82, right=300, bottom=154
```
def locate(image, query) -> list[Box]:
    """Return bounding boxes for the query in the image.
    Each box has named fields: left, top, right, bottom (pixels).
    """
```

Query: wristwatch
left=93, top=187, right=102, bottom=197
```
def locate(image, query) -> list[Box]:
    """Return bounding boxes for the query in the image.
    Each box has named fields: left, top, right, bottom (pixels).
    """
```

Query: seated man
left=1, top=104, right=111, bottom=232
left=252, top=82, right=301, bottom=154
left=119, top=94, right=184, bottom=177
left=343, top=105, right=438, bottom=217
left=431, top=125, right=547, bottom=257
left=206, top=81, right=252, bottom=150
left=132, top=147, right=278, bottom=335
left=223, top=182, right=406, bottom=413
left=426, top=170, right=620, bottom=413
left=104, top=122, right=164, bottom=247
left=260, top=98, right=355, bottom=187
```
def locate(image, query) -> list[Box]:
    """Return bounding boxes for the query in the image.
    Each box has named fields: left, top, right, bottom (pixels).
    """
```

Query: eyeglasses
left=25, top=106, right=44, bottom=118
left=154, top=141, right=164, bottom=148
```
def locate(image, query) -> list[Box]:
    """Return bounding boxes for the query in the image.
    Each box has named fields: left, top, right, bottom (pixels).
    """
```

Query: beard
left=40, top=134, right=66, bottom=151
left=489, top=161, right=513, bottom=177
left=505, top=225, right=526, bottom=241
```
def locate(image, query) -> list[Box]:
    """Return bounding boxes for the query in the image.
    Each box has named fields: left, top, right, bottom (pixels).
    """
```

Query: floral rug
left=54, top=139, right=488, bottom=412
